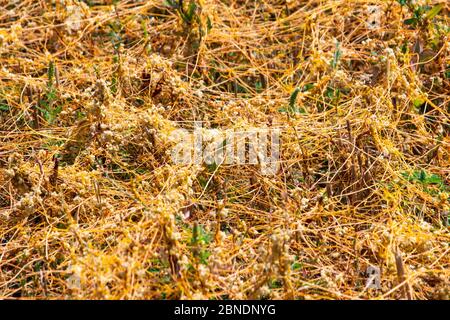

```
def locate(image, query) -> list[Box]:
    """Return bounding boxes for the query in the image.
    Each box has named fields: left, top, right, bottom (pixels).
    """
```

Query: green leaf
left=47, top=61, right=55, bottom=85
left=46, top=88, right=57, bottom=103
left=418, top=170, right=426, bottom=182
left=302, top=83, right=314, bottom=92
left=269, top=279, right=282, bottom=289
left=197, top=175, right=208, bottom=188
left=425, top=174, right=444, bottom=185
left=0, top=104, right=9, bottom=112
left=255, top=80, right=262, bottom=92
left=206, top=162, right=217, bottom=172
left=331, top=41, right=342, bottom=69
left=165, top=0, right=178, bottom=7
left=445, top=67, right=450, bottom=79
left=404, top=170, right=447, bottom=188
left=141, top=19, right=148, bottom=39
left=404, top=18, right=417, bottom=25
left=291, top=261, right=303, bottom=270
left=185, top=1, right=197, bottom=22
left=289, top=87, right=301, bottom=112
left=278, top=106, right=306, bottom=114
left=199, top=250, right=211, bottom=265
left=206, top=16, right=213, bottom=31
left=295, top=107, right=307, bottom=114
left=413, top=97, right=425, bottom=107
left=326, top=87, right=335, bottom=99
left=38, top=103, right=62, bottom=124
left=426, top=4, right=443, bottom=20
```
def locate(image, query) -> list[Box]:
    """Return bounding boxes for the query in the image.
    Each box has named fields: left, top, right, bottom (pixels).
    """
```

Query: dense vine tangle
left=0, top=0, right=448, bottom=299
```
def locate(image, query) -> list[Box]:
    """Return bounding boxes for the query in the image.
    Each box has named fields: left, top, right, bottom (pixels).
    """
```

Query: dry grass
left=0, top=0, right=449, bottom=299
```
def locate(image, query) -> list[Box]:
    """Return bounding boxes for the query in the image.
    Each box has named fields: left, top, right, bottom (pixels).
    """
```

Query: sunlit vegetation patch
left=0, top=0, right=448, bottom=300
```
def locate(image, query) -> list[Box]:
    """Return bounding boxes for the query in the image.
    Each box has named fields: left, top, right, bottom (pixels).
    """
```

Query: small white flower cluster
left=15, top=192, right=41, bottom=215
left=0, top=23, right=22, bottom=48
left=179, top=254, right=190, bottom=272
left=366, top=5, right=381, bottom=29
left=65, top=3, right=90, bottom=34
